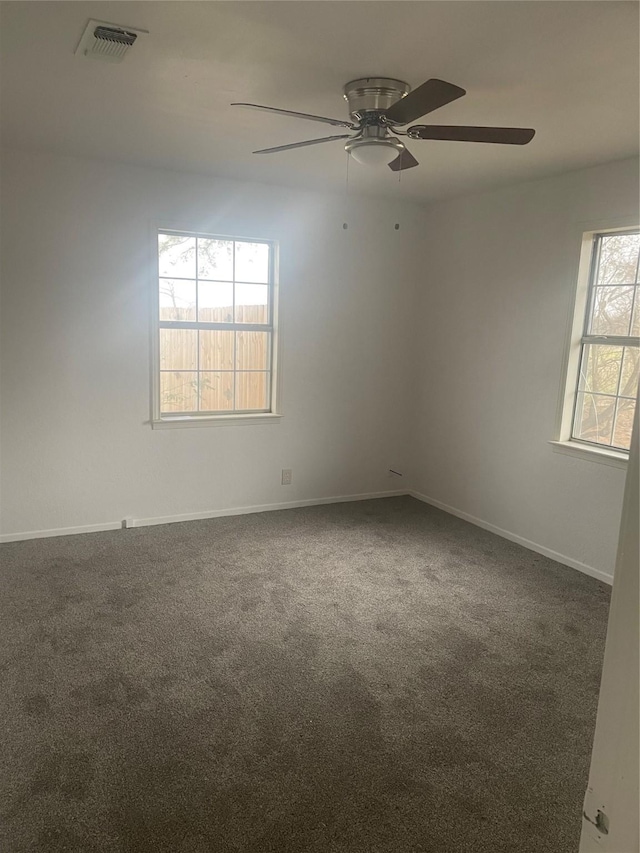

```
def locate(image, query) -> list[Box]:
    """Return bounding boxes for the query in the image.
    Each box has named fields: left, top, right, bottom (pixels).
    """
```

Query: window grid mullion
left=621, top=248, right=640, bottom=332
left=611, top=397, right=623, bottom=449
left=161, top=369, right=269, bottom=373
left=195, top=238, right=200, bottom=323
left=580, top=335, right=639, bottom=348
left=583, top=234, right=602, bottom=337
left=630, top=278, right=640, bottom=342
left=232, top=241, right=236, bottom=410
left=613, top=345, right=625, bottom=402
left=159, top=321, right=272, bottom=332
left=196, top=238, right=201, bottom=412
left=635, top=248, right=640, bottom=342
left=570, top=346, right=586, bottom=444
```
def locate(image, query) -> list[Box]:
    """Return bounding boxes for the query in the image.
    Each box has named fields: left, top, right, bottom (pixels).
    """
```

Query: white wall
left=0, top=148, right=422, bottom=537
left=579, top=402, right=639, bottom=852
left=410, top=158, right=639, bottom=580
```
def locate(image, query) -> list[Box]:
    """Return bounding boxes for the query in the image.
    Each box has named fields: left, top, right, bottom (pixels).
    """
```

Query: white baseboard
left=0, top=521, right=122, bottom=544
left=131, top=490, right=408, bottom=528
left=0, top=490, right=407, bottom=543
left=409, top=490, right=613, bottom=586
left=0, top=490, right=615, bottom=587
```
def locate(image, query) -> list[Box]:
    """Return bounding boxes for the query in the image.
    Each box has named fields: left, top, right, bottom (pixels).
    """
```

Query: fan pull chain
left=395, top=152, right=402, bottom=230
left=343, top=151, right=350, bottom=230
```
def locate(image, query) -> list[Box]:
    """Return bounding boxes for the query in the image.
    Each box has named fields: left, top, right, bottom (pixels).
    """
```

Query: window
left=570, top=229, right=640, bottom=453
left=153, top=230, right=278, bottom=425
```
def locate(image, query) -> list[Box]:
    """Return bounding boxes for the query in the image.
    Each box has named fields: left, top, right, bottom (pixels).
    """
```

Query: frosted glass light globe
left=349, top=142, right=400, bottom=166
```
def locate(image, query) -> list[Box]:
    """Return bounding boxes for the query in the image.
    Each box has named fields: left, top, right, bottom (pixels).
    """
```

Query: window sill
left=549, top=440, right=628, bottom=469
left=152, top=413, right=282, bottom=430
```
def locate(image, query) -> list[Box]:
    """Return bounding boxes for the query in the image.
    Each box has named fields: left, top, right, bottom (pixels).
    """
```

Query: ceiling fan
left=231, top=77, right=535, bottom=171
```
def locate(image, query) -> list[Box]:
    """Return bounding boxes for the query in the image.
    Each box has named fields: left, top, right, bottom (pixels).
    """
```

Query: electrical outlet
left=281, top=469, right=292, bottom=485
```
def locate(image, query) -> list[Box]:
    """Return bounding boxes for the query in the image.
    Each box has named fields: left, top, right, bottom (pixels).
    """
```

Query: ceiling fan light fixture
left=346, top=139, right=403, bottom=167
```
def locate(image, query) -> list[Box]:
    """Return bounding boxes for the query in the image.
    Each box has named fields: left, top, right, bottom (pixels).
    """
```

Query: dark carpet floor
left=0, top=496, right=610, bottom=853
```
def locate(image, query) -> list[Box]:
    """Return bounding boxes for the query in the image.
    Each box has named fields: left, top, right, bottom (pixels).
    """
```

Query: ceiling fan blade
left=384, top=79, right=466, bottom=125
left=231, top=103, right=355, bottom=129
left=253, top=135, right=351, bottom=154
left=388, top=147, right=419, bottom=172
left=409, top=125, right=536, bottom=145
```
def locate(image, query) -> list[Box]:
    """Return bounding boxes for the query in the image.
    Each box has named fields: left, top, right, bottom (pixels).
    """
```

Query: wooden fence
left=159, top=305, right=270, bottom=413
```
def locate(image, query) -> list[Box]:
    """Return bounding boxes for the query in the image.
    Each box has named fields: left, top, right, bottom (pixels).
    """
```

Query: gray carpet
left=0, top=496, right=610, bottom=853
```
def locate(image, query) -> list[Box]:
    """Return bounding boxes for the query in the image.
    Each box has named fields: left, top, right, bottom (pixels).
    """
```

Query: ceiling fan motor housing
left=343, top=78, right=410, bottom=122
left=342, top=78, right=410, bottom=163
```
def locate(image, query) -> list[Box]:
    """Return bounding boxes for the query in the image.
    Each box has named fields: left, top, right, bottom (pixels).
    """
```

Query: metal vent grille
left=91, top=26, right=137, bottom=59
left=75, top=19, right=147, bottom=63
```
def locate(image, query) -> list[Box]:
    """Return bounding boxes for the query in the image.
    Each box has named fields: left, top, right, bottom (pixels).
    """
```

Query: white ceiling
left=1, top=1, right=638, bottom=203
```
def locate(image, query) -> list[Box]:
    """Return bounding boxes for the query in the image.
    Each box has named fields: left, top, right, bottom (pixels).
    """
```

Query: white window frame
left=552, top=218, right=640, bottom=467
left=151, top=226, right=282, bottom=429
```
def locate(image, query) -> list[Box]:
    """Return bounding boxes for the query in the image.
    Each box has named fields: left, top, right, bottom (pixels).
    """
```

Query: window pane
left=597, top=233, right=640, bottom=285
left=589, top=286, right=634, bottom=336
left=159, top=279, right=196, bottom=321
left=199, top=372, right=234, bottom=411
left=235, top=283, right=268, bottom=324
left=620, top=347, right=640, bottom=398
left=573, top=392, right=616, bottom=446
left=237, top=331, right=269, bottom=371
left=578, top=344, right=623, bottom=395
left=158, top=234, right=196, bottom=279
left=631, top=289, right=640, bottom=336
left=235, top=241, right=269, bottom=283
left=160, top=372, right=198, bottom=413
left=236, top=372, right=269, bottom=410
left=159, top=329, right=197, bottom=370
left=199, top=331, right=234, bottom=371
left=612, top=398, right=636, bottom=451
left=198, top=238, right=233, bottom=281
left=198, top=281, right=233, bottom=322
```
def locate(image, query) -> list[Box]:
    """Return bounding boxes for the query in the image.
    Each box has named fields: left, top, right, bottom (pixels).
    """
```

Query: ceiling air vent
left=75, top=19, right=148, bottom=63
